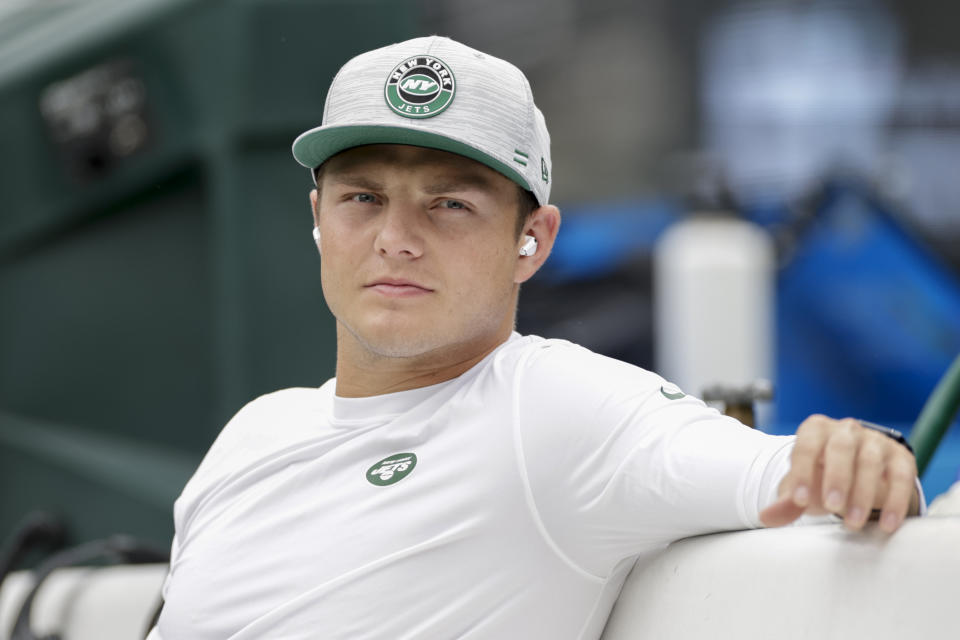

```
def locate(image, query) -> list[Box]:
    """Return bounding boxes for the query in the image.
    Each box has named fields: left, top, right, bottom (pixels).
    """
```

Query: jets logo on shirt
left=367, top=453, right=418, bottom=486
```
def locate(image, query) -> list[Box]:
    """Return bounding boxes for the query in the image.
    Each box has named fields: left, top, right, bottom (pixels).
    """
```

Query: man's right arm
left=513, top=340, right=794, bottom=577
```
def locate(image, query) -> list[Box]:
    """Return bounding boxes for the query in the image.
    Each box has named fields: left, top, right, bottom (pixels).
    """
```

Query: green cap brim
left=292, top=124, right=533, bottom=194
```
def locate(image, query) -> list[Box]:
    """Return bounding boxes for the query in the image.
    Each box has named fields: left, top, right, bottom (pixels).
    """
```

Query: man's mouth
left=365, top=278, right=434, bottom=297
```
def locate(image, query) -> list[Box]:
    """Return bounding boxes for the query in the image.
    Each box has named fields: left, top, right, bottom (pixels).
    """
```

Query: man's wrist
left=857, top=420, right=914, bottom=455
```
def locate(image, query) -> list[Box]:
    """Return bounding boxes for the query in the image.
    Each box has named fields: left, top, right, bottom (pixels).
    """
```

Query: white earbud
left=312, top=227, right=321, bottom=255
left=519, top=234, right=537, bottom=257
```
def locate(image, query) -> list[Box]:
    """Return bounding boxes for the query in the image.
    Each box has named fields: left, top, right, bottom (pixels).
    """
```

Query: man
left=149, top=36, right=921, bottom=639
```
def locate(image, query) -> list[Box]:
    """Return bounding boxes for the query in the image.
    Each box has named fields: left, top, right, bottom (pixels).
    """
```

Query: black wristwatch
left=858, top=420, right=914, bottom=455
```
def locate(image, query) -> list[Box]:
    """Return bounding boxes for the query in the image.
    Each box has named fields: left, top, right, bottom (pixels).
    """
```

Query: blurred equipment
left=702, top=0, right=902, bottom=205
left=0, top=513, right=67, bottom=593
left=653, top=210, right=776, bottom=410
left=38, top=58, right=153, bottom=184
left=701, top=380, right=774, bottom=428
left=888, top=63, right=960, bottom=261
left=773, top=180, right=960, bottom=425
left=9, top=535, right=167, bottom=640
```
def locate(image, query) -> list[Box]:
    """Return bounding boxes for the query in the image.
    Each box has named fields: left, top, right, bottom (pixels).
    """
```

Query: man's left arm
left=759, top=415, right=922, bottom=532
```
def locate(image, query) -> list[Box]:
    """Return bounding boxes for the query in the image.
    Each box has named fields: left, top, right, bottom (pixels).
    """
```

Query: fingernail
left=793, top=485, right=809, bottom=507
left=881, top=512, right=900, bottom=532
left=825, top=490, right=844, bottom=512
left=847, top=506, right=865, bottom=526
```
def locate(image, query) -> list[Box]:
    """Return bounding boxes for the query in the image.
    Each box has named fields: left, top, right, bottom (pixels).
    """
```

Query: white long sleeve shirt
left=150, top=334, right=797, bottom=640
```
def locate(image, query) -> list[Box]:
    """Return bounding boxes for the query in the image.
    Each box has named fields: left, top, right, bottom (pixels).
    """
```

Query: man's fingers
left=878, top=452, right=918, bottom=533
left=820, top=419, right=859, bottom=514
left=788, top=415, right=830, bottom=507
left=773, top=414, right=920, bottom=533
left=759, top=495, right=806, bottom=528
left=843, top=435, right=885, bottom=530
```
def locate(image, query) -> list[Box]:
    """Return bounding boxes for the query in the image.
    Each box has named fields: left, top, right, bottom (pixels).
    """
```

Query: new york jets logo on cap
left=384, top=56, right=455, bottom=119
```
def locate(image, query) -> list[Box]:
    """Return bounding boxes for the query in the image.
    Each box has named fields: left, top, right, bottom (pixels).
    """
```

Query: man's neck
left=333, top=327, right=513, bottom=398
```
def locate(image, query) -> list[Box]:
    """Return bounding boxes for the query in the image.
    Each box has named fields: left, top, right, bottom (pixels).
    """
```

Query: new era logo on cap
left=291, top=36, right=552, bottom=206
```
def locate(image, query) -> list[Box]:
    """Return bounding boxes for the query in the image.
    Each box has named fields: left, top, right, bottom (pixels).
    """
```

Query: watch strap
left=858, top=420, right=914, bottom=455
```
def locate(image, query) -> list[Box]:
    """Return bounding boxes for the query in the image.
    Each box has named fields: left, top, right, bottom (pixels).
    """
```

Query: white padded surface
left=2, top=518, right=956, bottom=639
left=601, top=516, right=960, bottom=639
left=0, top=564, right=166, bottom=640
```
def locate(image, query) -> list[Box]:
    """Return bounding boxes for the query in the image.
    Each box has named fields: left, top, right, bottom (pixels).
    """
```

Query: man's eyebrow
left=323, top=169, right=497, bottom=194
left=325, top=174, right=384, bottom=191
left=422, top=173, right=496, bottom=195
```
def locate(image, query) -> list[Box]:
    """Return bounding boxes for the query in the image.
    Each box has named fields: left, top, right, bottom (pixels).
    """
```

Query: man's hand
left=759, top=415, right=920, bottom=532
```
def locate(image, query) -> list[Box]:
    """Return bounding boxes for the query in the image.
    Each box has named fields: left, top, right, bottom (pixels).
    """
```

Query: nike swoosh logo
left=660, top=385, right=686, bottom=401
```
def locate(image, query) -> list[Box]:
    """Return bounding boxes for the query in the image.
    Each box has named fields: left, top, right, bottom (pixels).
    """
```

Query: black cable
left=0, top=512, right=68, bottom=590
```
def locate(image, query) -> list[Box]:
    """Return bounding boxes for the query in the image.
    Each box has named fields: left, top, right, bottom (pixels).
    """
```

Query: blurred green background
left=0, top=0, right=417, bottom=549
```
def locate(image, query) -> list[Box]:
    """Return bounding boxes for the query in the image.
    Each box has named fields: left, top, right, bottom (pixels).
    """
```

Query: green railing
left=911, top=354, right=960, bottom=476
left=0, top=410, right=199, bottom=545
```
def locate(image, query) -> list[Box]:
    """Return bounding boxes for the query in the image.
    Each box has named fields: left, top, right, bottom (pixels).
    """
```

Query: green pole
left=910, top=353, right=960, bottom=476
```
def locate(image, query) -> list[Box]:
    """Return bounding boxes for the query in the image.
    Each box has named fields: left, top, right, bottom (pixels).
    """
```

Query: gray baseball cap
left=292, top=35, right=552, bottom=205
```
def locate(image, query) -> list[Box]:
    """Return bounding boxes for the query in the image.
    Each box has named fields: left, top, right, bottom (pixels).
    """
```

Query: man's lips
left=365, top=278, right=434, bottom=297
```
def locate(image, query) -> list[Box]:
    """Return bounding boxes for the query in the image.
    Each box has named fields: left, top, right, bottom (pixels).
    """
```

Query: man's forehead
left=321, top=144, right=505, bottom=186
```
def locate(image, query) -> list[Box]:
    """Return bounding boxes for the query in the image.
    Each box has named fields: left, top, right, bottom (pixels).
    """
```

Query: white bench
left=2, top=516, right=957, bottom=639
left=602, top=516, right=960, bottom=639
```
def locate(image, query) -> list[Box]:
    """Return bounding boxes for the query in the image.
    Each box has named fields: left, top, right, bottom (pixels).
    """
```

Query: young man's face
left=312, top=144, right=543, bottom=362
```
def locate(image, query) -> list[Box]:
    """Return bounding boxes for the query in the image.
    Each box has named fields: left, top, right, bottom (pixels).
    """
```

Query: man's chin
left=361, top=341, right=433, bottom=360
left=348, top=325, right=444, bottom=360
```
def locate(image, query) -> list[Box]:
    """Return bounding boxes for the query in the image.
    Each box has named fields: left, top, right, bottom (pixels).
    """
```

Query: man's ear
left=515, top=204, right=561, bottom=284
left=309, top=189, right=323, bottom=255
left=310, top=189, right=320, bottom=227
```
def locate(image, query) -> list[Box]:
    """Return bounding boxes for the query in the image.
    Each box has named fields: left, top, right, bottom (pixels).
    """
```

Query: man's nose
left=373, top=200, right=425, bottom=259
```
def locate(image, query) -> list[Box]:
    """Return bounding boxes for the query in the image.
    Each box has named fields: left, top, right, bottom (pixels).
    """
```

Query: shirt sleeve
left=513, top=340, right=794, bottom=578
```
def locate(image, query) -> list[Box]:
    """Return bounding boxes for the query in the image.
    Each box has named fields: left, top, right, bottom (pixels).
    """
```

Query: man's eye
left=441, top=200, right=466, bottom=210
left=351, top=193, right=377, bottom=203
